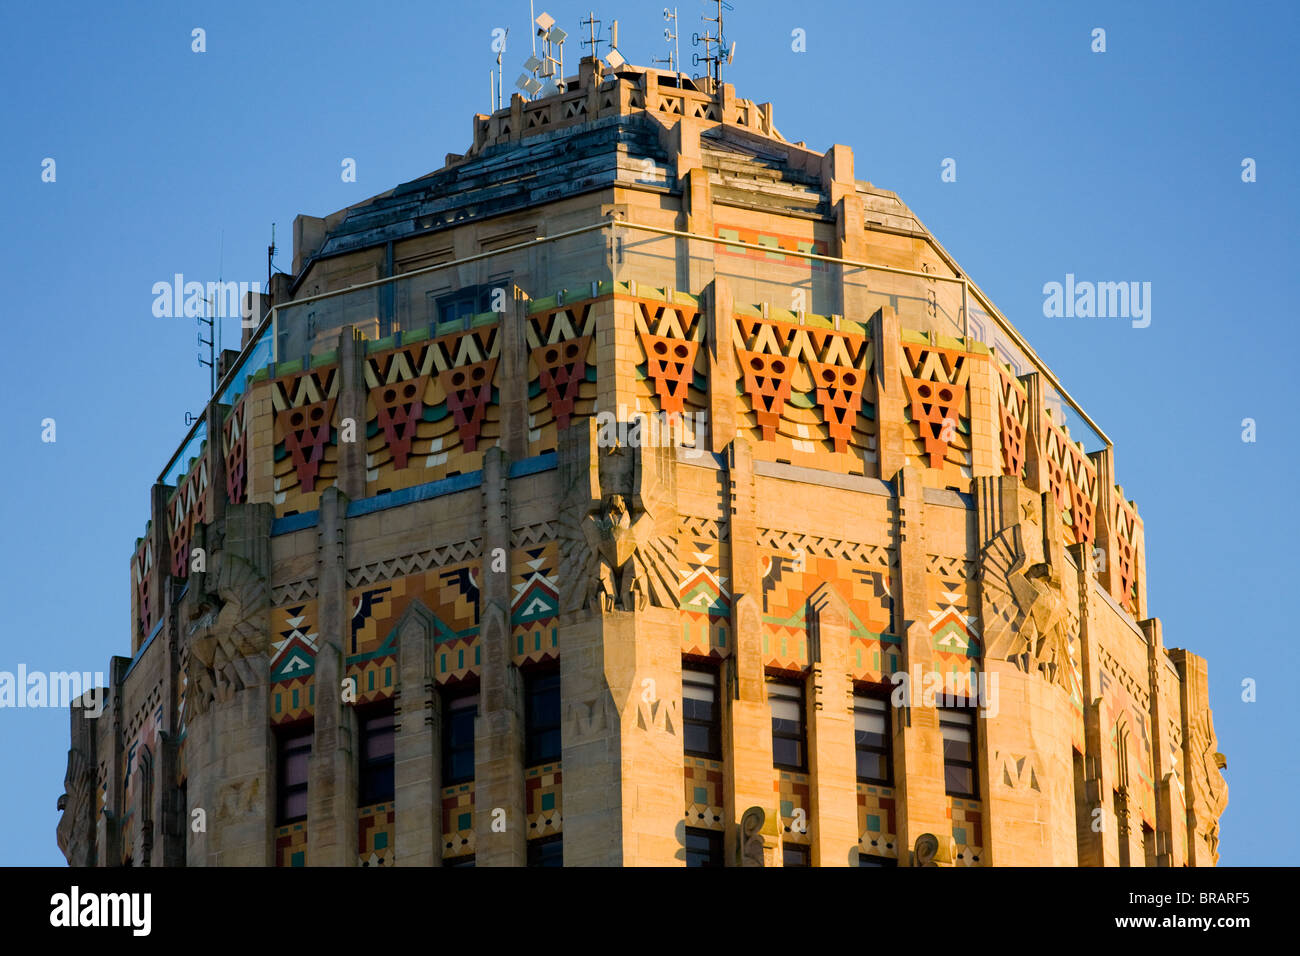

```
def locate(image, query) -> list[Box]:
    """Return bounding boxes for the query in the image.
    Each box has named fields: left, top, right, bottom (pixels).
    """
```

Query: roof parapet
left=464, top=56, right=781, bottom=160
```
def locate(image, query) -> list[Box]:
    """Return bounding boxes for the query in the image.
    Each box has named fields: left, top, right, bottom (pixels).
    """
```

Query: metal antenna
left=518, top=10, right=566, bottom=98
left=580, top=11, right=603, bottom=60
left=198, top=296, right=215, bottom=395
left=494, top=27, right=510, bottom=109
left=518, top=10, right=566, bottom=97
left=217, top=229, right=224, bottom=368
left=267, top=222, right=276, bottom=293
left=692, top=0, right=734, bottom=86
left=651, top=7, right=680, bottom=74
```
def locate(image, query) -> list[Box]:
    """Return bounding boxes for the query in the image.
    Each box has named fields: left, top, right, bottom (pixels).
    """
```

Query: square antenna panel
left=548, top=26, right=568, bottom=45
left=535, top=11, right=555, bottom=31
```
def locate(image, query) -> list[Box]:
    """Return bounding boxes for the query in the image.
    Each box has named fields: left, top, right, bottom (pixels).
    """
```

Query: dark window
left=277, top=723, right=312, bottom=824
left=358, top=702, right=395, bottom=806
left=854, top=692, right=892, bottom=785
left=527, top=835, right=563, bottom=867
left=434, top=284, right=500, bottom=333
left=939, top=707, right=977, bottom=798
left=857, top=853, right=898, bottom=867
left=445, top=854, right=476, bottom=868
left=525, top=667, right=562, bottom=765
left=442, top=690, right=479, bottom=785
left=768, top=680, right=806, bottom=772
left=783, top=844, right=811, bottom=867
left=685, top=828, right=724, bottom=867
left=683, top=666, right=721, bottom=759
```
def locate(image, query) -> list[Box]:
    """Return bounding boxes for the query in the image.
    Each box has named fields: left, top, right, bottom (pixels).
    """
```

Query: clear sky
left=1, top=0, right=1294, bottom=866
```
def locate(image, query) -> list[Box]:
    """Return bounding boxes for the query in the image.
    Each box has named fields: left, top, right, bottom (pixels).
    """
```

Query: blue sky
left=1, top=0, right=1294, bottom=865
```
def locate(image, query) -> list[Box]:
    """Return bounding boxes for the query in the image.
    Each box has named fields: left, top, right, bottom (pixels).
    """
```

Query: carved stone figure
left=912, top=832, right=940, bottom=866
left=979, top=524, right=1072, bottom=689
left=184, top=550, right=270, bottom=722
left=740, top=806, right=766, bottom=866
left=1189, top=711, right=1228, bottom=861
left=559, top=423, right=677, bottom=613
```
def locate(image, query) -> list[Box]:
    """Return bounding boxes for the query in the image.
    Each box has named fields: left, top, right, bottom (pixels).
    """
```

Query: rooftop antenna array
left=692, top=0, right=735, bottom=87
left=652, top=7, right=681, bottom=74
left=516, top=9, right=567, bottom=99
left=580, top=11, right=604, bottom=60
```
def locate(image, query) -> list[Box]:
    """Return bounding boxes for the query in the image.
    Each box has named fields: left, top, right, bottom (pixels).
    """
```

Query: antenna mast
left=692, top=0, right=735, bottom=87
left=653, top=7, right=680, bottom=74
left=267, top=222, right=276, bottom=293
left=493, top=27, right=510, bottom=110
left=580, top=12, right=603, bottom=60
left=198, top=297, right=215, bottom=395
left=517, top=10, right=567, bottom=99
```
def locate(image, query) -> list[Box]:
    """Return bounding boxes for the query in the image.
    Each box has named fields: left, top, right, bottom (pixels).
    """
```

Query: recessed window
left=939, top=707, right=978, bottom=798
left=854, top=692, right=892, bottom=785
left=358, top=701, right=395, bottom=806
left=433, top=284, right=502, bottom=334
left=444, top=854, right=476, bottom=868
left=857, top=853, right=898, bottom=867
left=442, top=689, right=479, bottom=785
left=768, top=680, right=806, bottom=772
left=685, top=827, right=724, bottom=867
left=525, top=667, right=562, bottom=765
left=277, top=723, right=312, bottom=824
left=526, top=835, right=563, bottom=867
left=783, top=844, right=811, bottom=867
left=683, top=666, right=721, bottom=759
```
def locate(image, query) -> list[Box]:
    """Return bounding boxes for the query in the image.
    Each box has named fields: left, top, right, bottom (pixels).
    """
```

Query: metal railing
left=155, top=219, right=1112, bottom=489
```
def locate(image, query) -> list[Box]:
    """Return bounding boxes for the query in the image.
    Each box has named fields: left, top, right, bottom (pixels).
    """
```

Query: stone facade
left=57, top=58, right=1227, bottom=867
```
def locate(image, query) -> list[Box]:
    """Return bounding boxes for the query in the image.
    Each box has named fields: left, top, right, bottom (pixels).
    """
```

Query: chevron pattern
left=346, top=540, right=482, bottom=589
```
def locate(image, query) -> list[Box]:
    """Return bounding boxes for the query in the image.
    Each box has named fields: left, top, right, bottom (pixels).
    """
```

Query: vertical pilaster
left=499, top=290, right=530, bottom=461
left=1092, top=447, right=1120, bottom=600
left=336, top=326, right=367, bottom=501
left=1141, top=617, right=1180, bottom=867
left=1169, top=648, right=1227, bottom=867
left=873, top=306, right=906, bottom=483
left=723, top=437, right=774, bottom=864
left=307, top=487, right=356, bottom=865
left=1075, top=547, right=1119, bottom=866
left=100, top=655, right=129, bottom=866
left=204, top=401, right=227, bottom=535
left=475, top=447, right=526, bottom=866
left=246, top=378, right=276, bottom=505
left=822, top=144, right=865, bottom=264
left=806, top=585, right=857, bottom=866
left=706, top=279, right=737, bottom=454
left=892, top=466, right=949, bottom=864
left=393, top=604, right=441, bottom=867
left=967, top=353, right=999, bottom=479
left=1021, top=373, right=1048, bottom=496
left=144, top=484, right=170, bottom=655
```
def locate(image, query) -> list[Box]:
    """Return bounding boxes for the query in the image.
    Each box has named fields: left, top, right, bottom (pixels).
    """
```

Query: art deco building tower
left=58, top=56, right=1227, bottom=867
